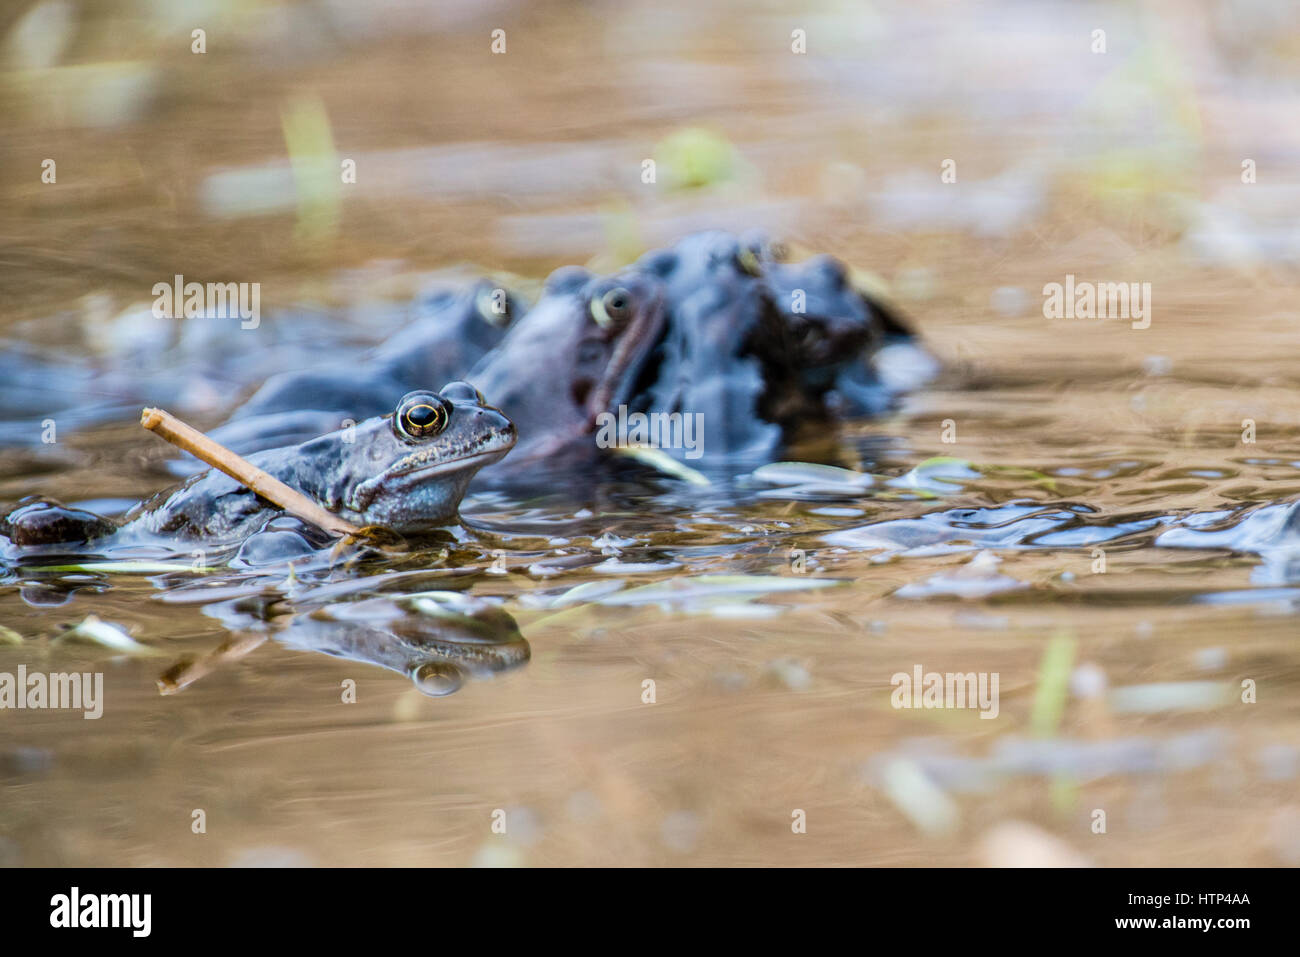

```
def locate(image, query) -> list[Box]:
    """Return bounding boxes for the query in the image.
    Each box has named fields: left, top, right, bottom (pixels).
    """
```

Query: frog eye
left=475, top=286, right=514, bottom=327
left=591, top=286, right=632, bottom=329
left=394, top=391, right=450, bottom=439
left=440, top=380, right=485, bottom=405
left=736, top=246, right=764, bottom=277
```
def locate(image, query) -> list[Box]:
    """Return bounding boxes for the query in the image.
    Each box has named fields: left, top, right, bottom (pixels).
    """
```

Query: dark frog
left=1, top=383, right=515, bottom=552
left=467, top=267, right=666, bottom=469
left=755, top=246, right=935, bottom=418
left=626, top=231, right=936, bottom=466
left=628, top=230, right=788, bottom=464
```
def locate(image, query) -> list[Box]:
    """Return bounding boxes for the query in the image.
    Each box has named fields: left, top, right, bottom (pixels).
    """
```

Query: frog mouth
left=347, top=423, right=516, bottom=513
left=391, top=425, right=518, bottom=479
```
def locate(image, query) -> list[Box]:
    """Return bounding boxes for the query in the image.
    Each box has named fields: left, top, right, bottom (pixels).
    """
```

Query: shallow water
left=3, top=0, right=1300, bottom=867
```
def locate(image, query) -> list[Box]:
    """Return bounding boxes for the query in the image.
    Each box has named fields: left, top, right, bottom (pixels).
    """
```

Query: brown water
left=3, top=0, right=1300, bottom=867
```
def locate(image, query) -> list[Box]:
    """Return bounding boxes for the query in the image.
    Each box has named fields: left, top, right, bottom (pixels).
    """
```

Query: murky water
left=3, top=0, right=1300, bottom=867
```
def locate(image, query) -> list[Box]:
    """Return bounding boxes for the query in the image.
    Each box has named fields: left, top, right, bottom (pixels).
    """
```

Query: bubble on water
left=411, top=661, right=464, bottom=697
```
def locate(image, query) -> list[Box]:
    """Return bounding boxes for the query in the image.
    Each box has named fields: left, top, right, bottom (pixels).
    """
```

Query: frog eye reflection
left=591, top=287, right=633, bottom=329
left=736, top=246, right=764, bottom=277
left=475, top=286, right=514, bottom=327
left=394, top=392, right=450, bottom=439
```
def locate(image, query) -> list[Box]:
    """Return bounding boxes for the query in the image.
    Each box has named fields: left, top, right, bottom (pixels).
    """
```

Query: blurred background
left=3, top=0, right=1298, bottom=323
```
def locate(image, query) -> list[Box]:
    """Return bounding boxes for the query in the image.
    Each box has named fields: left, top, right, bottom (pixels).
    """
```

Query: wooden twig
left=141, top=407, right=361, bottom=537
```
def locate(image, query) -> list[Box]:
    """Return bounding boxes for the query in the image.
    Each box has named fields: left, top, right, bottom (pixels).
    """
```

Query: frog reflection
left=165, top=591, right=530, bottom=698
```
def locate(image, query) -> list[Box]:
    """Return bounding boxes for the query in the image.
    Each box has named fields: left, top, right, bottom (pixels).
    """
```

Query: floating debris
left=753, top=461, right=874, bottom=494
left=880, top=759, right=960, bottom=837
left=25, top=560, right=216, bottom=574
left=54, top=615, right=161, bottom=656
left=612, top=445, right=709, bottom=485
left=1107, top=681, right=1233, bottom=714
left=886, top=457, right=980, bottom=495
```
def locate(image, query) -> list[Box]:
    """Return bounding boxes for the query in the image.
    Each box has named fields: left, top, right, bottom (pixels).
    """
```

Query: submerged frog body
left=467, top=267, right=666, bottom=468
left=1, top=383, right=515, bottom=551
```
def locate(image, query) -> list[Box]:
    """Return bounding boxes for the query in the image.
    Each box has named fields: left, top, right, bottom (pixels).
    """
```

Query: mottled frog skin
left=1, top=383, right=515, bottom=550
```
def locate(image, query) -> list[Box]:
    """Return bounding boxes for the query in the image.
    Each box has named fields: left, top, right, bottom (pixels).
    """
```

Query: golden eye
left=395, top=392, right=449, bottom=439
left=736, top=246, right=763, bottom=276
left=591, top=286, right=632, bottom=329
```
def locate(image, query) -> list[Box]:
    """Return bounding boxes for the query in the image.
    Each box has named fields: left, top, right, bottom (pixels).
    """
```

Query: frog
left=183, top=280, right=525, bottom=464
left=753, top=243, right=934, bottom=419
left=627, top=230, right=788, bottom=465
left=0, top=383, right=516, bottom=552
left=623, top=231, right=936, bottom=467
left=754, top=240, right=935, bottom=416
left=466, top=266, right=666, bottom=469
